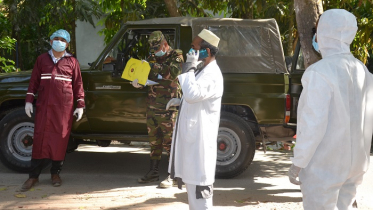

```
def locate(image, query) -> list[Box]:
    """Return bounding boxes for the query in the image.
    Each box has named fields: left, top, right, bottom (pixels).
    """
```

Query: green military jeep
left=0, top=17, right=302, bottom=178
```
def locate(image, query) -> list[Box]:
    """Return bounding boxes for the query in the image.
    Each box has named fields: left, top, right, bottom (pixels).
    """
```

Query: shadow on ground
left=0, top=143, right=304, bottom=209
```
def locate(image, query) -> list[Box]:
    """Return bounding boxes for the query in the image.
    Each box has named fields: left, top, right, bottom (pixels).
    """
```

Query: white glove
left=166, top=98, right=181, bottom=110
left=186, top=50, right=199, bottom=64
left=25, top=102, right=33, bottom=118
left=131, top=79, right=142, bottom=88
left=183, top=50, right=203, bottom=73
left=288, top=164, right=302, bottom=185
left=73, top=108, right=84, bottom=122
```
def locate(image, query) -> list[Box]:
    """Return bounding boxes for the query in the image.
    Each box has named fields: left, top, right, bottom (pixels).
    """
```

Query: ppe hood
left=317, top=9, right=357, bottom=57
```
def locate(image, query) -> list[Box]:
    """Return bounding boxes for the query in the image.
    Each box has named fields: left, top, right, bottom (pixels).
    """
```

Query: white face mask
left=312, top=34, right=320, bottom=53
left=155, top=49, right=166, bottom=57
left=154, top=44, right=167, bottom=57
left=52, top=40, right=67, bottom=52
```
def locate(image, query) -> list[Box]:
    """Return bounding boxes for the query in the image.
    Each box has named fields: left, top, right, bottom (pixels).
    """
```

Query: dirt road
left=0, top=143, right=372, bottom=210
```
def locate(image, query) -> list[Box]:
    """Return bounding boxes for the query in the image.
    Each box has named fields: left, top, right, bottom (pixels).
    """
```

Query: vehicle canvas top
left=126, top=17, right=288, bottom=74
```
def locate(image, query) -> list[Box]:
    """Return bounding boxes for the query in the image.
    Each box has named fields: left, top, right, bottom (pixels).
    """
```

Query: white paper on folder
left=145, top=80, right=159, bottom=86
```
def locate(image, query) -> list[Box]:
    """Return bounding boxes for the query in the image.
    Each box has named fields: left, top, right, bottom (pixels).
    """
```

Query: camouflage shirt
left=147, top=47, right=183, bottom=110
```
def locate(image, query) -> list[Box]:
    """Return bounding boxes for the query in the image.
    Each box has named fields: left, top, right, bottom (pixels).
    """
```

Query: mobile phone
left=198, top=49, right=208, bottom=59
left=189, top=48, right=209, bottom=60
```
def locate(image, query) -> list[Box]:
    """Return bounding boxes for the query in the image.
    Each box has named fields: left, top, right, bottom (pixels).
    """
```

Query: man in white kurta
left=288, top=9, right=373, bottom=209
left=168, top=29, right=223, bottom=210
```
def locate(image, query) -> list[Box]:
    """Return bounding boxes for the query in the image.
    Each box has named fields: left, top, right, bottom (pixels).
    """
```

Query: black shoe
left=137, top=159, right=160, bottom=183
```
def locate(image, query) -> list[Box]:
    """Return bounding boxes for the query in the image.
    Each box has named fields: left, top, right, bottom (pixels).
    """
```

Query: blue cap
left=50, top=29, right=70, bottom=43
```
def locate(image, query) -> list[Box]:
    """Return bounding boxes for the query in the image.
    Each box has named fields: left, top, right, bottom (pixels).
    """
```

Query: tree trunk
left=164, top=0, right=181, bottom=17
left=69, top=0, right=77, bottom=57
left=287, top=1, right=295, bottom=56
left=8, top=0, right=22, bottom=69
left=242, top=1, right=254, bottom=19
left=294, top=0, right=323, bottom=69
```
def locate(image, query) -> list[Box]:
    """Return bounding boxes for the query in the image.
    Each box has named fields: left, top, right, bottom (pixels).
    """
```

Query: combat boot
left=137, top=159, right=160, bottom=183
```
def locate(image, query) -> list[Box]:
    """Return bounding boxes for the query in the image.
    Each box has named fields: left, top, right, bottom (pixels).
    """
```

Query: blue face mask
left=52, top=40, right=67, bottom=52
left=188, top=48, right=208, bottom=60
left=154, top=49, right=166, bottom=57
left=312, top=34, right=320, bottom=53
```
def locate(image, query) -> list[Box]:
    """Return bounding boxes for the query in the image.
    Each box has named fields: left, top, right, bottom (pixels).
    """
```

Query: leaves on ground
left=0, top=187, right=7, bottom=191
left=14, top=194, right=26, bottom=198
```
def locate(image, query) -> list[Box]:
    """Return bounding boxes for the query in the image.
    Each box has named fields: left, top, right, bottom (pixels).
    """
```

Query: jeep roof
left=97, top=17, right=288, bottom=74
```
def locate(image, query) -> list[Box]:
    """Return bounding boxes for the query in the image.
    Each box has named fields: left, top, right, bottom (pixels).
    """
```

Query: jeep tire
left=215, top=111, right=256, bottom=178
left=0, top=107, right=34, bottom=172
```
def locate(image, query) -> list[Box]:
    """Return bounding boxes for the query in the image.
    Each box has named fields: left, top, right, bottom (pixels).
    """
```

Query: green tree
left=39, top=0, right=103, bottom=56
left=294, top=0, right=373, bottom=68
left=323, top=0, right=373, bottom=65
left=98, top=0, right=150, bottom=44
left=98, top=0, right=231, bottom=44
left=0, top=36, right=17, bottom=73
left=0, top=0, right=102, bottom=70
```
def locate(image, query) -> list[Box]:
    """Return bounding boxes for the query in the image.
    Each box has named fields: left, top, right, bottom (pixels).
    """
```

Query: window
left=295, top=49, right=305, bottom=71
left=209, top=26, right=262, bottom=57
left=102, top=29, right=176, bottom=73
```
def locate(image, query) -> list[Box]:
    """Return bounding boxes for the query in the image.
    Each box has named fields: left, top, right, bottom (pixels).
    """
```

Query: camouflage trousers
left=147, top=109, right=176, bottom=160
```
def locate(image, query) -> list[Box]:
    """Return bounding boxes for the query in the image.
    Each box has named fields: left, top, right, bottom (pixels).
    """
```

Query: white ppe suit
left=291, top=9, right=373, bottom=210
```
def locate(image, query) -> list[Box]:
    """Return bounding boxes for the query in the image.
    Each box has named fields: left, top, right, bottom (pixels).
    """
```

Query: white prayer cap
left=198, top=29, right=220, bottom=47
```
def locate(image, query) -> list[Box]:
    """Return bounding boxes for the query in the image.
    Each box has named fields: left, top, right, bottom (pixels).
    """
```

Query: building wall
left=76, top=17, right=105, bottom=70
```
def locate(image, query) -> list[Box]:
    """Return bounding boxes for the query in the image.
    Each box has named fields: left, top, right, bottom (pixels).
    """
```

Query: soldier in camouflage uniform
left=132, top=31, right=183, bottom=188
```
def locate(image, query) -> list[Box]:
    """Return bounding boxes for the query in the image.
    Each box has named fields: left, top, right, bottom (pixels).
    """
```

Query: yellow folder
left=121, top=58, right=151, bottom=85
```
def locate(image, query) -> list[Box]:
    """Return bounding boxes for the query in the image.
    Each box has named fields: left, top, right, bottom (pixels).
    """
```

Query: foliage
left=1, top=0, right=372, bottom=72
left=177, top=0, right=230, bottom=17
left=39, top=0, right=102, bottom=35
left=0, top=36, right=17, bottom=73
left=323, top=0, right=373, bottom=66
left=0, top=12, right=11, bottom=37
left=0, top=0, right=102, bottom=70
left=98, top=0, right=151, bottom=43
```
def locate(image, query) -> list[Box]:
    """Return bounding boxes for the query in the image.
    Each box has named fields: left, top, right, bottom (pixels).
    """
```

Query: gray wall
left=76, top=17, right=105, bottom=70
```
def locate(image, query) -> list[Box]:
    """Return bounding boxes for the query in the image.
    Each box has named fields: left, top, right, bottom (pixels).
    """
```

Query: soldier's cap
left=198, top=29, right=220, bottom=47
left=148, top=31, right=165, bottom=52
left=50, top=29, right=71, bottom=43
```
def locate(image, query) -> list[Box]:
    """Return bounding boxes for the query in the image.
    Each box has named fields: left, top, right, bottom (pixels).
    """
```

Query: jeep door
left=83, top=28, right=179, bottom=134
left=289, top=42, right=306, bottom=124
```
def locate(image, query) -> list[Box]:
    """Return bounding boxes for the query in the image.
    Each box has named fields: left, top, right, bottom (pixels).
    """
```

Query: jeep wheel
left=0, top=108, right=34, bottom=172
left=215, top=112, right=256, bottom=178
